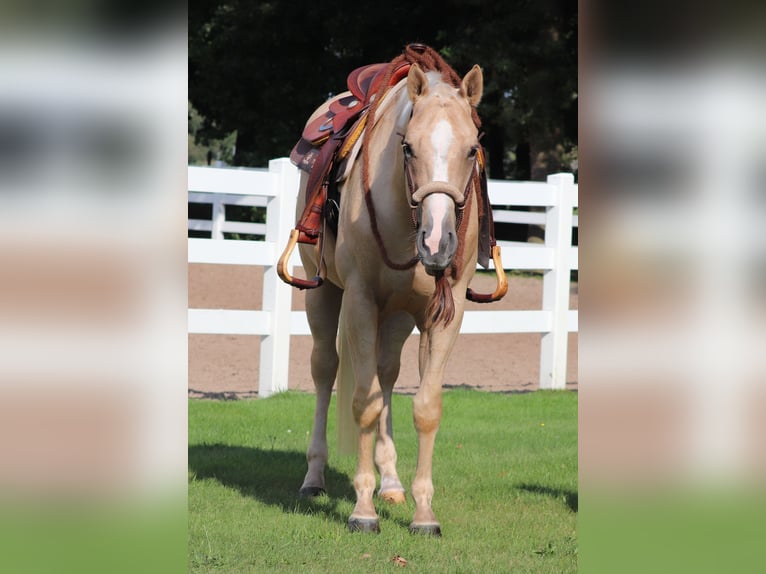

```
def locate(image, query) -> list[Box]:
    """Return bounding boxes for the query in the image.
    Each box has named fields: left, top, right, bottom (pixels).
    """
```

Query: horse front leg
left=410, top=312, right=463, bottom=536
left=342, top=287, right=384, bottom=533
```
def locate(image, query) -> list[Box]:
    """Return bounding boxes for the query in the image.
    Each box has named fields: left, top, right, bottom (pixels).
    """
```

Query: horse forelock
left=382, top=74, right=462, bottom=134
left=424, top=70, right=448, bottom=87
left=393, top=84, right=414, bottom=132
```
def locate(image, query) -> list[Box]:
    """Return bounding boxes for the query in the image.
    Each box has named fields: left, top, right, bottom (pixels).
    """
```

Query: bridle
left=401, top=135, right=477, bottom=235
left=363, top=134, right=478, bottom=272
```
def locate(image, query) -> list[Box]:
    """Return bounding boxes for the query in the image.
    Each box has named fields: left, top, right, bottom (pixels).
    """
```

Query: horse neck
left=366, top=88, right=413, bottom=228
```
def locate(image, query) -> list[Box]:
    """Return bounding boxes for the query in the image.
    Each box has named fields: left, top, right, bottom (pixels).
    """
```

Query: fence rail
left=188, top=159, right=578, bottom=396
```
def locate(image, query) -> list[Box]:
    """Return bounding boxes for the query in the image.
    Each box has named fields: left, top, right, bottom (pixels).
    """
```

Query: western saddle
left=288, top=61, right=412, bottom=245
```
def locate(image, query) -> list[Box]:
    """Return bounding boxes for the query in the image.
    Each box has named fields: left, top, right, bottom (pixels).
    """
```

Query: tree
left=442, top=0, right=578, bottom=179
left=189, top=0, right=577, bottom=180
left=188, top=101, right=236, bottom=166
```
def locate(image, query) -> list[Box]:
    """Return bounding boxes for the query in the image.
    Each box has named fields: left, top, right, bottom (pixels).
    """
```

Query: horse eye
left=468, top=145, right=479, bottom=158
left=402, top=142, right=414, bottom=158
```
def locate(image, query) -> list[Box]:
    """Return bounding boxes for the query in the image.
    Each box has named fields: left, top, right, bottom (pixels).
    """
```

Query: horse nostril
left=418, top=229, right=428, bottom=252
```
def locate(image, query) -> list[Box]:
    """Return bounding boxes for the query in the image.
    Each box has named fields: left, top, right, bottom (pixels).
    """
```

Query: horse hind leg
left=375, top=312, right=414, bottom=505
left=299, top=280, right=343, bottom=498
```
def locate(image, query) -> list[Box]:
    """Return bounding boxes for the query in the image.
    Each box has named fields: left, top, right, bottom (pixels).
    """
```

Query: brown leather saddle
left=288, top=62, right=411, bottom=245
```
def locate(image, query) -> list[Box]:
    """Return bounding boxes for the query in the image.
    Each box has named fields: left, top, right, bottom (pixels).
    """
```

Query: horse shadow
left=188, top=444, right=408, bottom=528
left=516, top=483, right=578, bottom=513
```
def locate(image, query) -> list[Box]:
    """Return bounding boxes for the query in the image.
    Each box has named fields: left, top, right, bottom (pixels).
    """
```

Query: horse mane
left=361, top=44, right=481, bottom=329
left=366, top=44, right=481, bottom=137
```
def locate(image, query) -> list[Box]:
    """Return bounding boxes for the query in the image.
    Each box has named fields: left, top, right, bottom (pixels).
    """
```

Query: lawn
left=189, top=389, right=577, bottom=573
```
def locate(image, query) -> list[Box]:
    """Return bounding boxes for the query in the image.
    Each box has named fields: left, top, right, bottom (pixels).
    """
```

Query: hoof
left=409, top=523, right=442, bottom=537
left=379, top=490, right=406, bottom=505
left=298, top=486, right=326, bottom=498
left=348, top=517, right=380, bottom=534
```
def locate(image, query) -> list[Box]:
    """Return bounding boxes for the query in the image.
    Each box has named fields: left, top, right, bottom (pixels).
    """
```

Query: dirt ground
left=189, top=264, right=578, bottom=398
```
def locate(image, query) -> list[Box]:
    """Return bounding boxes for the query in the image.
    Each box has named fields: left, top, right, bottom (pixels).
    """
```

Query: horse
left=284, top=46, right=505, bottom=535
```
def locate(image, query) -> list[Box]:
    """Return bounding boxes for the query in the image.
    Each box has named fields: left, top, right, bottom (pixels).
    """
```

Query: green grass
left=0, top=503, right=186, bottom=574
left=189, top=389, right=577, bottom=573
left=580, top=490, right=766, bottom=574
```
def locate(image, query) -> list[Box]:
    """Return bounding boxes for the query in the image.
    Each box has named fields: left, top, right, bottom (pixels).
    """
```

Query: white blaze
left=423, top=119, right=454, bottom=255
left=423, top=193, right=451, bottom=255
left=430, top=119, right=453, bottom=182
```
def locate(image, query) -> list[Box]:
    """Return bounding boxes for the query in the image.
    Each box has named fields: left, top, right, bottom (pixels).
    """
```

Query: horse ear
left=407, top=63, right=429, bottom=102
left=462, top=65, right=483, bottom=107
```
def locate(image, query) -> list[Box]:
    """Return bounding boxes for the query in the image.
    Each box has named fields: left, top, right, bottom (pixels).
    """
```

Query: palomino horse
left=285, top=47, right=505, bottom=535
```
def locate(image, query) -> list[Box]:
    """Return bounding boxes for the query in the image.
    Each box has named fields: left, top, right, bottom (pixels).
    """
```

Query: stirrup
left=466, top=245, right=508, bottom=303
left=277, top=229, right=325, bottom=289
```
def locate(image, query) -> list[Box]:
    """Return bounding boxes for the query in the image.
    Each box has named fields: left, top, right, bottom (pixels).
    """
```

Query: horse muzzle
left=414, top=186, right=461, bottom=275
left=418, top=227, right=457, bottom=275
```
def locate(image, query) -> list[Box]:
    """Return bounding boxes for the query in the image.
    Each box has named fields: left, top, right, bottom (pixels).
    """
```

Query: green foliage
left=189, top=389, right=578, bottom=572
left=222, top=204, right=267, bottom=241
left=188, top=100, right=237, bottom=166
left=189, top=1, right=577, bottom=177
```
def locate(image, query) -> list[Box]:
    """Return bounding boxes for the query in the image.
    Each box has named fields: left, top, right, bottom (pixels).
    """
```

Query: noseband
left=409, top=180, right=469, bottom=207
left=402, top=147, right=476, bottom=231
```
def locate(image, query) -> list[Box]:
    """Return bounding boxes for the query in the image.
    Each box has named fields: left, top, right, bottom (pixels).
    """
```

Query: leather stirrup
left=466, top=245, right=508, bottom=303
left=277, top=229, right=325, bottom=290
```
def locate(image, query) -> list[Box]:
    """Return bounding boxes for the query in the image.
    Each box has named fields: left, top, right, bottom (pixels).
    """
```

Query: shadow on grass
left=188, top=444, right=409, bottom=529
left=517, top=483, right=578, bottom=513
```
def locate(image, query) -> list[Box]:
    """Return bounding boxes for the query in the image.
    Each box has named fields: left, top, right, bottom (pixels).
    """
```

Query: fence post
left=259, top=158, right=300, bottom=397
left=539, top=173, right=575, bottom=390
left=211, top=195, right=225, bottom=240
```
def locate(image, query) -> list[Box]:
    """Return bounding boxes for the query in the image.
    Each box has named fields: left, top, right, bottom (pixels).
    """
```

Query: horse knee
left=311, top=347, right=338, bottom=385
left=413, top=393, right=442, bottom=434
left=353, top=391, right=384, bottom=431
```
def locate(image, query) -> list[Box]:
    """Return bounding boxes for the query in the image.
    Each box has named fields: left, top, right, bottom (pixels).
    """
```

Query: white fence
left=188, top=158, right=578, bottom=397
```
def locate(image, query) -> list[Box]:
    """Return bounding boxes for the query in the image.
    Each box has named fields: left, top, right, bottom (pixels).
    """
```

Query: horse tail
left=336, top=315, right=359, bottom=456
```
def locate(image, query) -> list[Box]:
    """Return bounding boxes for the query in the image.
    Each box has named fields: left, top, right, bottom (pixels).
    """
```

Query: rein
left=362, top=179, right=420, bottom=270
left=361, top=44, right=478, bottom=273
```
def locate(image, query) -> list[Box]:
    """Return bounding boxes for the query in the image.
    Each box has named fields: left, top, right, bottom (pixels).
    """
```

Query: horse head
left=402, top=63, right=483, bottom=276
